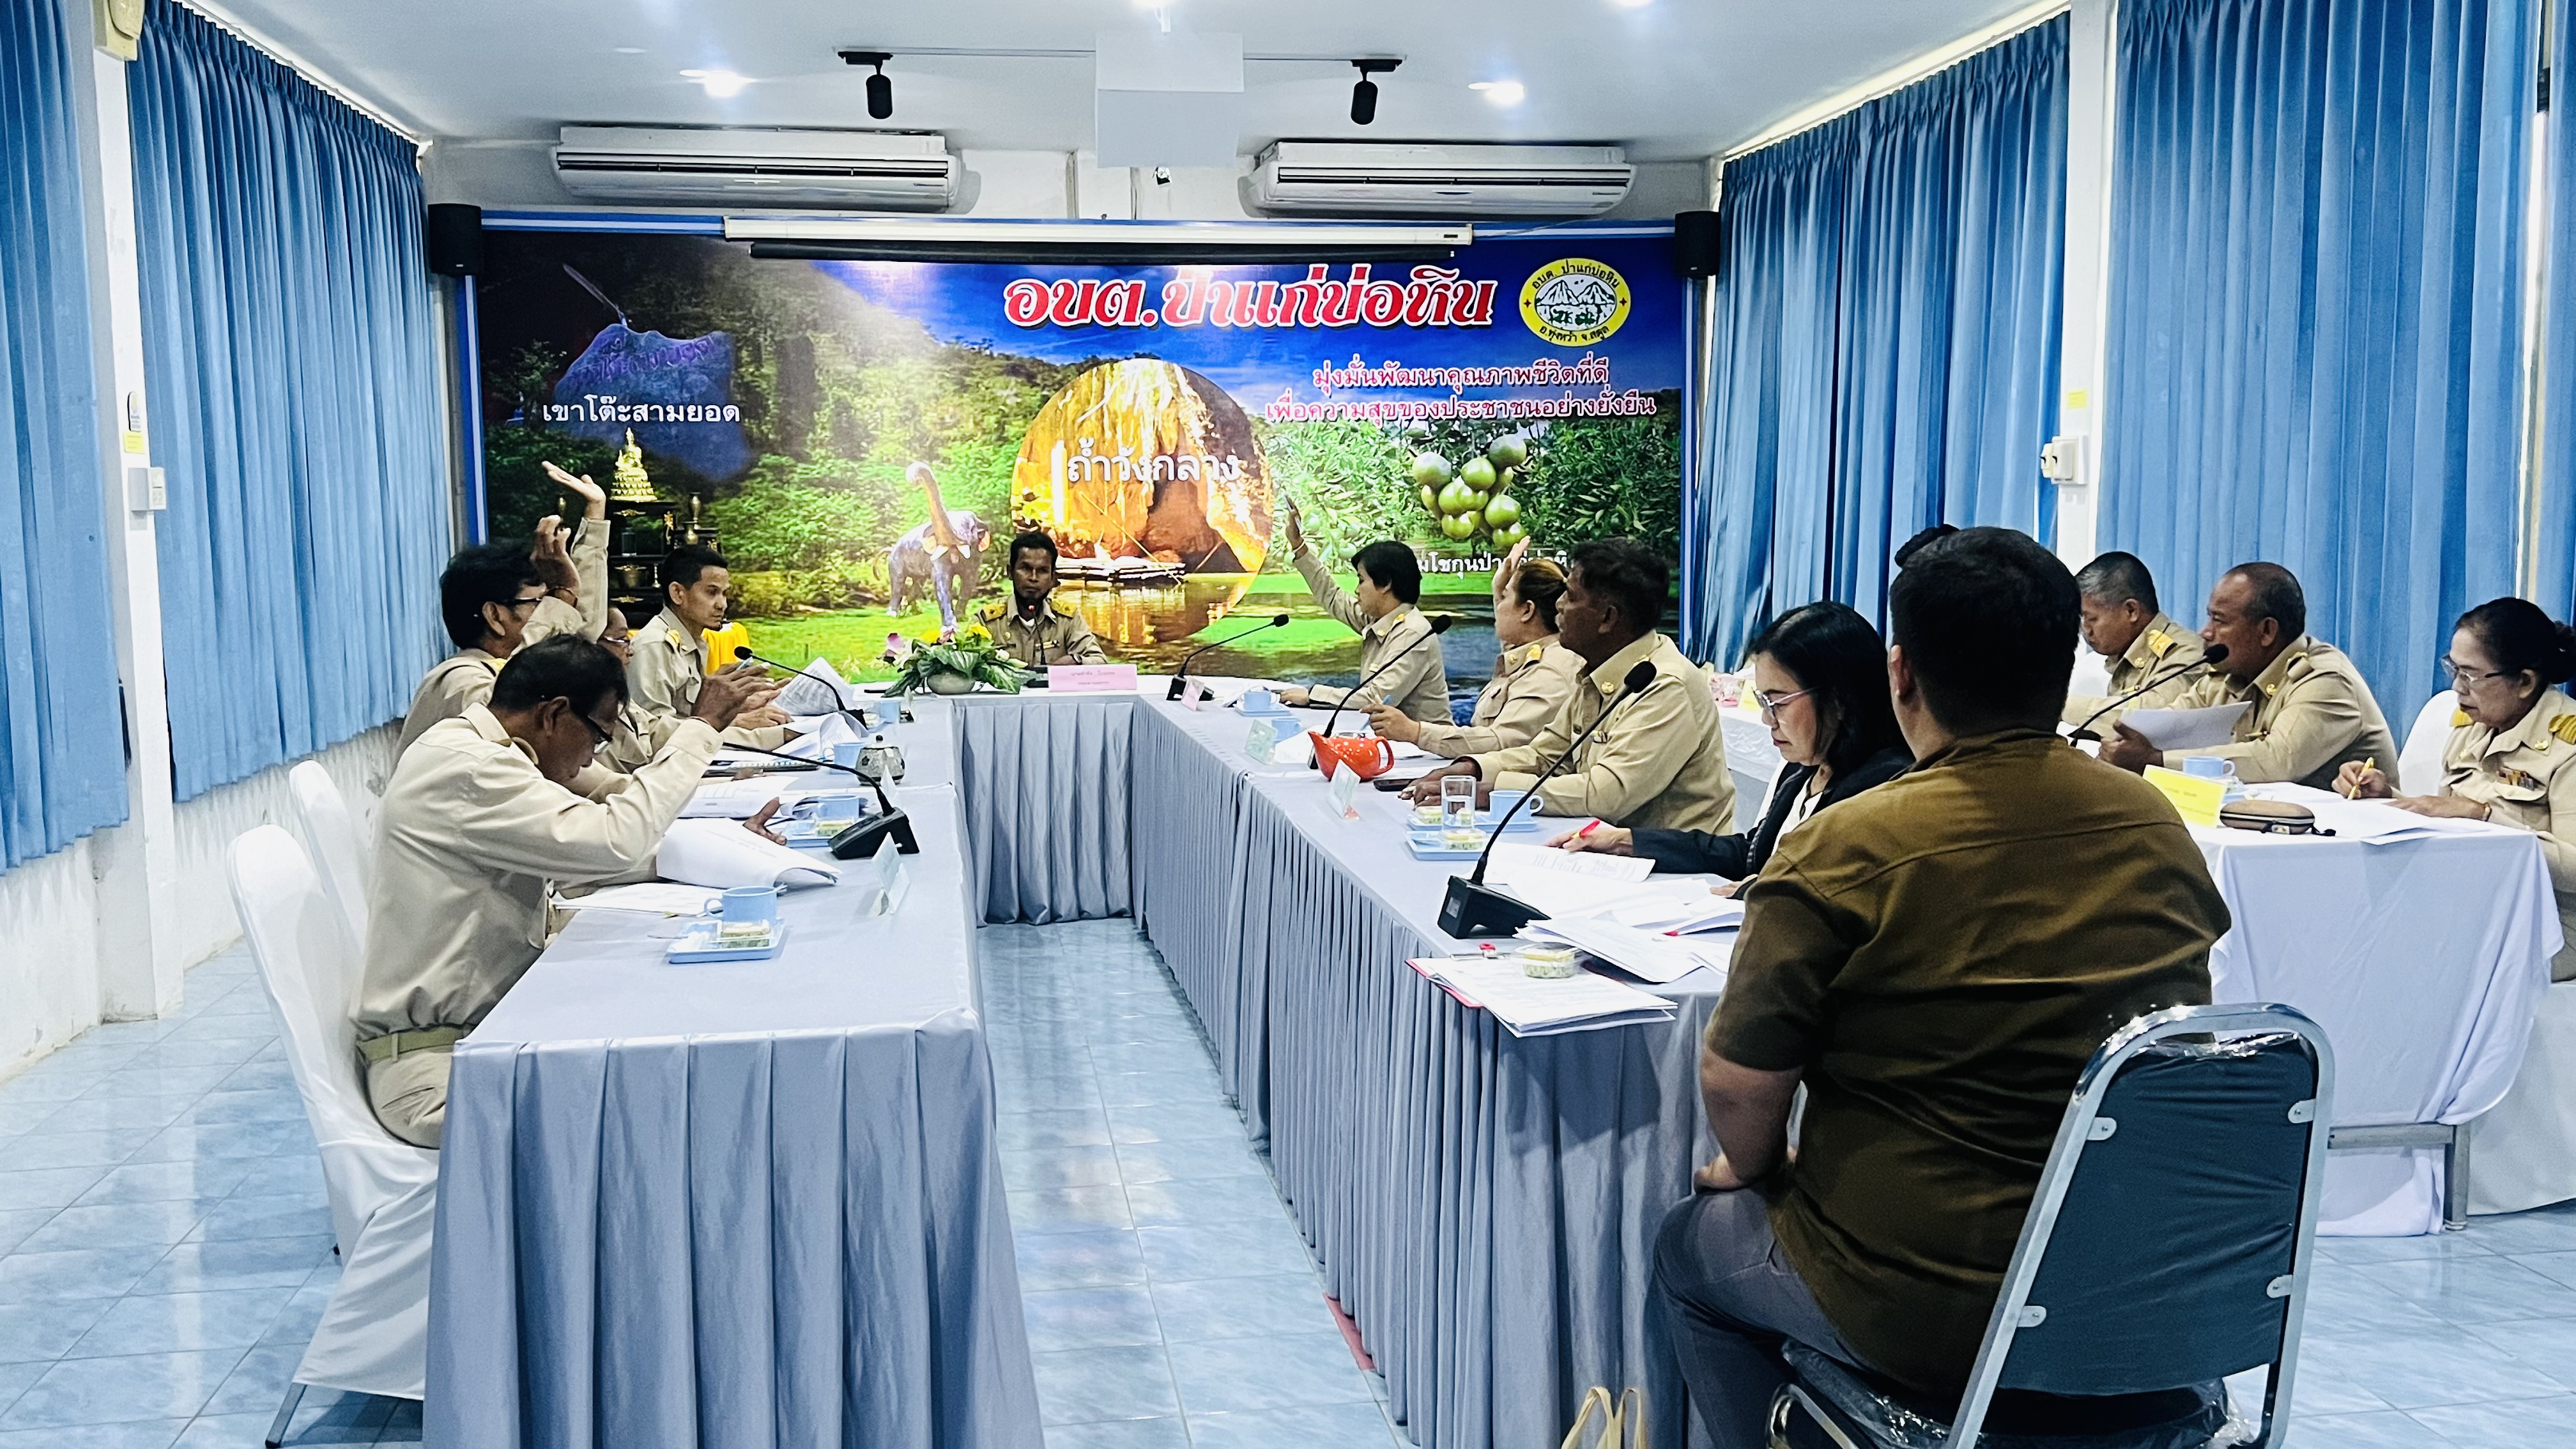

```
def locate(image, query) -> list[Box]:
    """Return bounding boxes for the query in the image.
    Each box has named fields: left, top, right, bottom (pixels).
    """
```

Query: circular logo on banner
left=1520, top=258, right=1631, bottom=347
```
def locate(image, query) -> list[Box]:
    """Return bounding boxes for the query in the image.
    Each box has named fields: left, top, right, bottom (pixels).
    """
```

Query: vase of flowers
left=885, top=624, right=1025, bottom=697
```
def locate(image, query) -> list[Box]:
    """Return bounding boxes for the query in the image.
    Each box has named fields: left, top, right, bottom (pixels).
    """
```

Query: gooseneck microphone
left=734, top=645, right=876, bottom=729
left=1314, top=615, right=1455, bottom=748
left=2066, top=643, right=2227, bottom=744
left=1167, top=614, right=1291, bottom=701
left=716, top=741, right=917, bottom=855
left=1438, top=659, right=1660, bottom=938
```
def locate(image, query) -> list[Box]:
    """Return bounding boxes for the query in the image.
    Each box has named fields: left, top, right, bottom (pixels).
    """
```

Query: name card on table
left=866, top=835, right=910, bottom=917
left=1327, top=763, right=1363, bottom=820
left=1244, top=718, right=1278, bottom=765
left=1049, top=663, right=1138, bottom=694
left=2143, top=765, right=2226, bottom=828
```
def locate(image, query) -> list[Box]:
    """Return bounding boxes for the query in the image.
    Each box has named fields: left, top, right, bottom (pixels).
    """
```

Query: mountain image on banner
left=551, top=323, right=755, bottom=483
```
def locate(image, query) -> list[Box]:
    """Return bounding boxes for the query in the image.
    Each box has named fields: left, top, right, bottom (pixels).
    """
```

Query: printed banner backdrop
left=474, top=226, right=1683, bottom=691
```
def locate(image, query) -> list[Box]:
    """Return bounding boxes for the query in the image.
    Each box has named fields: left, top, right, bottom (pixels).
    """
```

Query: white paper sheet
left=559, top=882, right=724, bottom=915
left=772, top=657, right=855, bottom=717
left=1516, top=918, right=1727, bottom=986
left=1407, top=956, right=1676, bottom=1036
left=680, top=777, right=789, bottom=820
left=2123, top=701, right=2251, bottom=749
left=656, top=818, right=841, bottom=889
left=1487, top=839, right=1653, bottom=884
left=2237, top=785, right=2524, bottom=845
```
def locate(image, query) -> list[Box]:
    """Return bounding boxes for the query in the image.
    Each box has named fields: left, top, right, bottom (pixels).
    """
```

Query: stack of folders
left=1407, top=955, right=1676, bottom=1038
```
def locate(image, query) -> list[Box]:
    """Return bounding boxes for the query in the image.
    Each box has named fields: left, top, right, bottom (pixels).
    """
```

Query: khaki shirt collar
left=1586, top=631, right=1665, bottom=695
left=2236, top=635, right=2315, bottom=700
left=650, top=607, right=703, bottom=663
left=1365, top=604, right=1425, bottom=643
left=464, top=702, right=544, bottom=770
left=2119, top=615, right=2181, bottom=673
left=2488, top=689, right=2573, bottom=759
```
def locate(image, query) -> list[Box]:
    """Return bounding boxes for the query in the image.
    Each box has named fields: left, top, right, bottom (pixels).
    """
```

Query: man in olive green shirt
left=2061, top=551, right=2207, bottom=729
left=1655, top=528, right=2227, bottom=1444
left=1410, top=539, right=1735, bottom=832
left=2099, top=562, right=2395, bottom=790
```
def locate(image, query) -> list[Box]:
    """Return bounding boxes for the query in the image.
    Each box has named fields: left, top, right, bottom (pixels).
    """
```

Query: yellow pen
left=2345, top=756, right=2375, bottom=799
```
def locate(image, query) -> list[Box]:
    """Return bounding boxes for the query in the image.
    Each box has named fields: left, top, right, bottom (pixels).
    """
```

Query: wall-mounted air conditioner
left=1250, top=141, right=1632, bottom=218
left=551, top=126, right=960, bottom=209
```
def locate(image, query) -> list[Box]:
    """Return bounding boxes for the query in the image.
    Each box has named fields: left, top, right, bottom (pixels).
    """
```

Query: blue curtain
left=130, top=0, right=450, bottom=799
left=2103, top=0, right=2533, bottom=719
left=2537, top=1, right=2576, bottom=620
left=0, top=0, right=128, bottom=868
left=1688, top=18, right=2067, bottom=665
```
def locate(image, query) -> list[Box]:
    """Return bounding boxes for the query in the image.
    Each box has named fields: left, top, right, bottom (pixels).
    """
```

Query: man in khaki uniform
left=399, top=466, right=611, bottom=752
left=356, top=636, right=769, bottom=1147
left=2061, top=551, right=2207, bottom=728
left=2101, top=562, right=2395, bottom=789
left=980, top=531, right=1106, bottom=667
left=1275, top=505, right=1451, bottom=724
left=628, top=542, right=795, bottom=752
left=1413, top=539, right=1735, bottom=831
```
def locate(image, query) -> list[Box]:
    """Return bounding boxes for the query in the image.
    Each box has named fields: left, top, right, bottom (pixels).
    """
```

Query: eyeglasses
left=506, top=594, right=545, bottom=613
left=1754, top=687, right=1817, bottom=721
left=2440, top=656, right=2512, bottom=689
left=572, top=709, right=617, bottom=747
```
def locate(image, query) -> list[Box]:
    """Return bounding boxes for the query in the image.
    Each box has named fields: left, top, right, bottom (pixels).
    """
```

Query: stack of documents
left=1478, top=842, right=1744, bottom=934
left=1517, top=917, right=1733, bottom=985
left=2235, top=785, right=2517, bottom=845
left=1407, top=955, right=1676, bottom=1036
left=681, top=776, right=789, bottom=819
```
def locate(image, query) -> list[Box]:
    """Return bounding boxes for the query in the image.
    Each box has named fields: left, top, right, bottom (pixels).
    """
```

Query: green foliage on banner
left=1519, top=404, right=1683, bottom=547
left=1255, top=419, right=1420, bottom=569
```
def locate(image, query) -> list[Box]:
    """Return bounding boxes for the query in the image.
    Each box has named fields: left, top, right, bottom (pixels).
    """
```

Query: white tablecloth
left=425, top=756, right=1042, bottom=1448
left=2198, top=815, right=2560, bottom=1234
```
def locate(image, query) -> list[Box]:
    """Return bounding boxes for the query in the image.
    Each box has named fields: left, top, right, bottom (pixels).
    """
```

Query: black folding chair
left=1768, top=1002, right=2333, bottom=1449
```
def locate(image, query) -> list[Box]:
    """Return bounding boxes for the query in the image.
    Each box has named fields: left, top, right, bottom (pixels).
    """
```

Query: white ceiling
left=203, top=0, right=2037, bottom=164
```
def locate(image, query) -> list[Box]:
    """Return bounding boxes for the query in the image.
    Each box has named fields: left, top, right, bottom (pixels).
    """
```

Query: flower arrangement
left=885, top=622, right=1025, bottom=696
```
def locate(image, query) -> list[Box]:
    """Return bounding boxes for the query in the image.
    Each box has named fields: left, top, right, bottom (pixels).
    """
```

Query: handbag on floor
left=1561, top=1386, right=1648, bottom=1449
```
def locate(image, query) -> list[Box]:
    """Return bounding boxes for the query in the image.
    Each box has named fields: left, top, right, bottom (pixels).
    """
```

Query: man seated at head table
left=2062, top=550, right=2207, bottom=729
left=1408, top=539, right=1735, bottom=831
left=979, top=530, right=1107, bottom=668
left=1272, top=502, right=1452, bottom=724
left=355, top=636, right=781, bottom=1149
left=1365, top=537, right=1582, bottom=757
left=1656, top=527, right=2228, bottom=1446
left=2342, top=597, right=2576, bottom=979
left=2098, top=562, right=2395, bottom=788
left=626, top=542, right=798, bottom=755
left=397, top=461, right=611, bottom=753
left=1551, top=599, right=1910, bottom=889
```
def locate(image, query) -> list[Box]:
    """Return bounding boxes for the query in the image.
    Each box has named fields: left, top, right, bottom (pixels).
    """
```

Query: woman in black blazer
left=1552, top=601, right=1910, bottom=885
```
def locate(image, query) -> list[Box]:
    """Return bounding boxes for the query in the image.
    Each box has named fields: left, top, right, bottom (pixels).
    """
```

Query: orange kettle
left=1308, top=732, right=1396, bottom=780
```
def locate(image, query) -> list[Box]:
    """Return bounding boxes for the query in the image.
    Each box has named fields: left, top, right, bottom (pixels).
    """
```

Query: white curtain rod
left=171, top=0, right=427, bottom=151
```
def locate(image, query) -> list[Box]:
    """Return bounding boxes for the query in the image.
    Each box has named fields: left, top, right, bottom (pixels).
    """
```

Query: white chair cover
left=287, top=761, right=371, bottom=962
left=227, top=824, right=437, bottom=1400
left=2398, top=689, right=2458, bottom=795
left=2473, top=979, right=2576, bottom=1215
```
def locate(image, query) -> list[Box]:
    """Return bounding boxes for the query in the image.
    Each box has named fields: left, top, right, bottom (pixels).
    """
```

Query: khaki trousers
left=365, top=1044, right=453, bottom=1149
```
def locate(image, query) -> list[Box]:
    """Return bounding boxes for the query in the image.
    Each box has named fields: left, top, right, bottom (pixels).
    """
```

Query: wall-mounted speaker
left=425, top=203, right=484, bottom=279
left=1673, top=209, right=1721, bottom=279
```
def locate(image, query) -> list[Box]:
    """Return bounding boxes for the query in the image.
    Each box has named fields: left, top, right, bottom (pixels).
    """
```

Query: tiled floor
left=9, top=923, right=2576, bottom=1446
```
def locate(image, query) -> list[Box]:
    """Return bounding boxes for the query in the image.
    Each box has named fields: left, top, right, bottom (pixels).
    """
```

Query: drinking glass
left=1441, top=775, right=1482, bottom=849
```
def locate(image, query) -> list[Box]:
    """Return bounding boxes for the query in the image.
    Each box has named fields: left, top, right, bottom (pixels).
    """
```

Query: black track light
left=840, top=49, right=894, bottom=120
left=1350, top=59, right=1400, bottom=126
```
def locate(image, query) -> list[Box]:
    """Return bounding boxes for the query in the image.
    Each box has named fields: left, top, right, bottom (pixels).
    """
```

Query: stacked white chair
left=286, top=760, right=371, bottom=962
left=226, top=825, right=436, bottom=1443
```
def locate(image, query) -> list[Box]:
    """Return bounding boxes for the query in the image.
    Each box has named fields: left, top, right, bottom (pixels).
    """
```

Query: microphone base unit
left=830, top=809, right=919, bottom=858
left=1438, top=875, right=1549, bottom=939
left=1165, top=675, right=1191, bottom=702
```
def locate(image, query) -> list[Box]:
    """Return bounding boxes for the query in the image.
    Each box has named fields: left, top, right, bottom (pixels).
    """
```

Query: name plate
left=1049, top=663, right=1140, bottom=694
left=2143, top=765, right=2226, bottom=828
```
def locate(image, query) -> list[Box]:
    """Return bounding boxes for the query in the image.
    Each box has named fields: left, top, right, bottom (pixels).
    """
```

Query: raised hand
left=1284, top=500, right=1305, bottom=553
left=540, top=461, right=607, bottom=519
left=528, top=515, right=578, bottom=596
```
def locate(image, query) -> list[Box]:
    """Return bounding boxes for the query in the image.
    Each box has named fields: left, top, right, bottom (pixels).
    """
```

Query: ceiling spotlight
left=840, top=49, right=895, bottom=119
left=1469, top=79, right=1526, bottom=107
left=1349, top=58, right=1400, bottom=126
left=680, top=68, right=748, bottom=99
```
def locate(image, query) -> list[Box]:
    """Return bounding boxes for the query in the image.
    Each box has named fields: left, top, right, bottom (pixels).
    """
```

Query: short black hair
left=489, top=635, right=629, bottom=717
left=439, top=543, right=541, bottom=650
left=660, top=544, right=728, bottom=598
left=1746, top=601, right=1905, bottom=778
left=1888, top=526, right=2078, bottom=733
left=1009, top=530, right=1059, bottom=566
left=2458, top=597, right=2576, bottom=685
left=1566, top=539, right=1668, bottom=634
left=1351, top=540, right=1422, bottom=604
left=1892, top=524, right=1960, bottom=571
left=2074, top=551, right=2159, bottom=615
left=2226, top=562, right=2306, bottom=641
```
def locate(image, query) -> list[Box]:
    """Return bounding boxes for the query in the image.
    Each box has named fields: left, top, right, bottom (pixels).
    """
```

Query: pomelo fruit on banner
left=1012, top=359, right=1271, bottom=576
left=1412, top=452, right=1453, bottom=488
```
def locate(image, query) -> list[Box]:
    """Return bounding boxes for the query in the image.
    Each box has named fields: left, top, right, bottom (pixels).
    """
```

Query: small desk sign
left=2143, top=765, right=2226, bottom=828
left=867, top=836, right=910, bottom=917
left=1327, top=763, right=1363, bottom=820
left=1049, top=663, right=1138, bottom=694
left=1243, top=718, right=1278, bottom=765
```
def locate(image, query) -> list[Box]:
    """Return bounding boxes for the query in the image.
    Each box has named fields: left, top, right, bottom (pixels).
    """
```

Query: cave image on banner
left=473, top=230, right=1683, bottom=693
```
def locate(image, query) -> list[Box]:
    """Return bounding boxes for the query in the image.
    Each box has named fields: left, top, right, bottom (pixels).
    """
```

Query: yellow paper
left=2143, top=765, right=2225, bottom=827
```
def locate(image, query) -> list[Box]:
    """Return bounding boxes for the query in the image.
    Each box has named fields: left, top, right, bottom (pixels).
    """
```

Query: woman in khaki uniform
left=2343, top=597, right=2576, bottom=979
left=1365, top=539, right=1582, bottom=757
